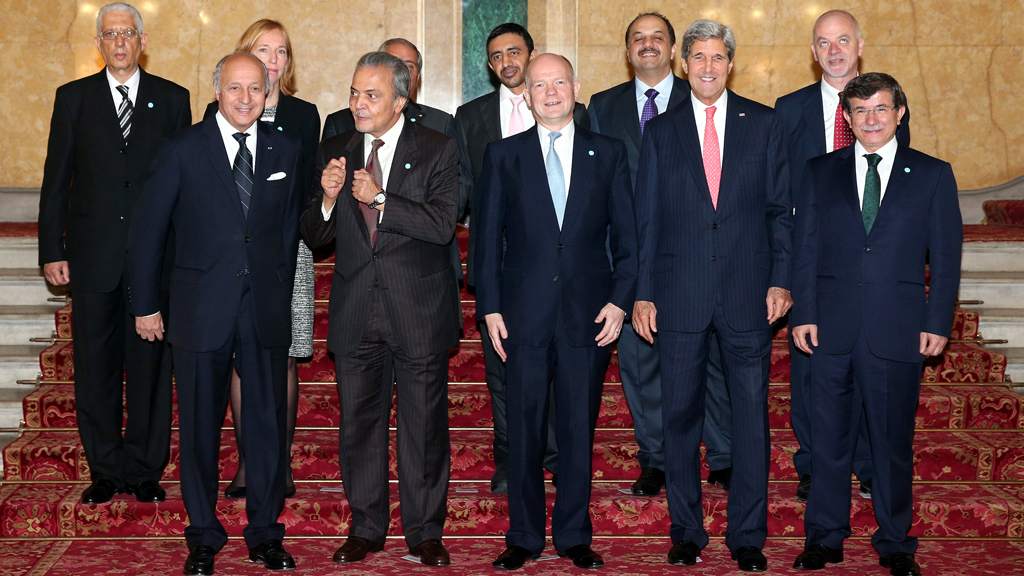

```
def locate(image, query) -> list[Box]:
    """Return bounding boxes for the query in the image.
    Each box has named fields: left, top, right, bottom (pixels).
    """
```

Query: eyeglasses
left=100, top=29, right=140, bottom=41
left=851, top=105, right=896, bottom=117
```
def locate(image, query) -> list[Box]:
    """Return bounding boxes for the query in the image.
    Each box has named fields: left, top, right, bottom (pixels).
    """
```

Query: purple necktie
left=640, top=88, right=659, bottom=133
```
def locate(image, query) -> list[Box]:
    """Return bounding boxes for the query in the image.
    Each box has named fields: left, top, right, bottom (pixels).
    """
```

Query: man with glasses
left=37, top=1, right=190, bottom=505
left=790, top=73, right=961, bottom=576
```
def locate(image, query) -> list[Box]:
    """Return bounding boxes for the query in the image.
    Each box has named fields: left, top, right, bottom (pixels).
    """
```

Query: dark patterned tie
left=640, top=88, right=659, bottom=134
left=834, top=93, right=855, bottom=150
left=232, top=133, right=253, bottom=219
left=360, top=138, right=385, bottom=245
left=863, top=153, right=882, bottom=233
left=116, top=85, right=133, bottom=141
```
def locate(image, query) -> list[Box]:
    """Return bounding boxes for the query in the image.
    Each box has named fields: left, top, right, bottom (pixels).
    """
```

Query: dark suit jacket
left=474, top=125, right=637, bottom=347
left=300, top=121, right=461, bottom=358
left=454, top=91, right=590, bottom=285
left=38, top=68, right=191, bottom=292
left=128, top=115, right=304, bottom=352
left=790, top=144, right=962, bottom=362
left=774, top=81, right=911, bottom=201
left=635, top=90, right=793, bottom=333
left=587, top=75, right=688, bottom=183
left=204, top=94, right=321, bottom=198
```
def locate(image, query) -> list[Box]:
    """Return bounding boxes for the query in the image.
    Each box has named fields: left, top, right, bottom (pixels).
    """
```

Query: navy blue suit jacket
left=790, top=144, right=962, bottom=362
left=128, top=115, right=304, bottom=352
left=635, top=90, right=792, bottom=333
left=774, top=81, right=911, bottom=201
left=474, top=125, right=638, bottom=347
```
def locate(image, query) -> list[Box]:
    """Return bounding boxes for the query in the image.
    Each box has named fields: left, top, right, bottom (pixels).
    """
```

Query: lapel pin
left=905, top=167, right=911, bottom=173
left=410, top=117, right=417, bottom=122
left=147, top=102, right=153, bottom=108
left=267, top=146, right=273, bottom=150
left=405, top=163, right=411, bottom=169
left=589, top=150, right=594, bottom=156
left=739, top=112, right=746, bottom=116
left=278, top=126, right=284, bottom=131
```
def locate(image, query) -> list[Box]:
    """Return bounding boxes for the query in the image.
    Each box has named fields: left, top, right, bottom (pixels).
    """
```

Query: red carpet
left=983, top=199, right=1024, bottom=227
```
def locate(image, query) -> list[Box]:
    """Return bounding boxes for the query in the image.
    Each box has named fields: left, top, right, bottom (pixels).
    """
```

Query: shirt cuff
left=140, top=312, right=159, bottom=318
left=321, top=202, right=334, bottom=220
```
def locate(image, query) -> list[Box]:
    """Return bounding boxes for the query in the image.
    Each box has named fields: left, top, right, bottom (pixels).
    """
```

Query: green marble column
left=461, top=0, right=528, bottom=103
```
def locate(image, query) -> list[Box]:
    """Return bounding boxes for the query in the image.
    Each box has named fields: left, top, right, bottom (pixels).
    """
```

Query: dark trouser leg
left=852, top=405, right=874, bottom=484
left=480, top=319, right=509, bottom=472
left=702, top=331, right=732, bottom=471
left=789, top=336, right=813, bottom=478
left=617, top=322, right=664, bottom=470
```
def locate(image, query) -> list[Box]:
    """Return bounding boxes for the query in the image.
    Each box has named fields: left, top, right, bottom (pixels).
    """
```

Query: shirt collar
left=819, top=76, right=842, bottom=101
left=105, top=67, right=140, bottom=95
left=537, top=118, right=575, bottom=145
left=690, top=88, right=728, bottom=114
left=214, top=110, right=258, bottom=139
left=363, top=112, right=405, bottom=148
left=854, top=134, right=899, bottom=162
left=635, top=73, right=674, bottom=102
left=499, top=83, right=527, bottom=103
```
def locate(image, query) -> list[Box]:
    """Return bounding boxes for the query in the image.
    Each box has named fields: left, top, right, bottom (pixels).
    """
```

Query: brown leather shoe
left=409, top=539, right=451, bottom=567
left=332, top=536, right=384, bottom=563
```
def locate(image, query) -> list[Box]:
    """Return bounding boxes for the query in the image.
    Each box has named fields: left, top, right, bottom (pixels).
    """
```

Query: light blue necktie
left=546, top=131, right=566, bottom=228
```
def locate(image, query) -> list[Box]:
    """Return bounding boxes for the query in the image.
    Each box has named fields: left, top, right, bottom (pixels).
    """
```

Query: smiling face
left=843, top=91, right=905, bottom=152
left=251, top=28, right=288, bottom=90
left=682, top=38, right=733, bottom=106
left=487, top=32, right=536, bottom=93
left=626, top=15, right=676, bottom=80
left=812, top=12, right=864, bottom=88
left=216, top=55, right=267, bottom=132
left=94, top=10, right=147, bottom=82
left=522, top=54, right=579, bottom=131
left=349, top=65, right=407, bottom=138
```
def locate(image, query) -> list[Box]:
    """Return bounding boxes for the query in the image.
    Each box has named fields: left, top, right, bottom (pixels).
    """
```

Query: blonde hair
left=235, top=19, right=297, bottom=95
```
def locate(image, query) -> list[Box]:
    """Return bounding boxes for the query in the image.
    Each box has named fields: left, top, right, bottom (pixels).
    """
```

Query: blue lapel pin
left=904, top=167, right=911, bottom=173
left=588, top=150, right=594, bottom=156
left=147, top=102, right=153, bottom=108
left=405, top=163, right=411, bottom=169
left=278, top=126, right=283, bottom=131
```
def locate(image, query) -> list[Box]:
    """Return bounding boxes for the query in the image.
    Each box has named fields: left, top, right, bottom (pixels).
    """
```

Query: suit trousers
left=70, top=268, right=173, bottom=487
left=805, top=328, right=921, bottom=557
left=175, top=281, right=289, bottom=551
left=503, top=333, right=609, bottom=554
left=336, top=288, right=450, bottom=547
left=661, top=299, right=771, bottom=551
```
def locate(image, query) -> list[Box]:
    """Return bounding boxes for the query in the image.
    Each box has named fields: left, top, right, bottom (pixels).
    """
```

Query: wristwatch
left=367, top=190, right=386, bottom=209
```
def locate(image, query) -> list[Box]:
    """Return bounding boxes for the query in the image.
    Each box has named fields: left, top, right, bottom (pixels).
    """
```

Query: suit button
left=245, top=237, right=250, bottom=243
left=711, top=256, right=717, bottom=261
left=373, top=256, right=379, bottom=261
left=558, top=244, right=564, bottom=249
left=553, top=276, right=559, bottom=282
left=120, top=216, right=124, bottom=221
left=864, top=246, right=871, bottom=252
left=123, top=181, right=130, bottom=188
left=120, top=147, right=126, bottom=154
left=712, top=224, right=719, bottom=229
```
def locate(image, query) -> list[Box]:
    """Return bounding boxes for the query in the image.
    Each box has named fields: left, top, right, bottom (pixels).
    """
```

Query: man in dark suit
left=632, top=20, right=792, bottom=572
left=790, top=73, right=960, bottom=576
left=37, top=2, right=190, bottom=506
left=455, top=22, right=589, bottom=494
left=131, top=52, right=301, bottom=575
left=301, top=51, right=460, bottom=567
left=588, top=11, right=733, bottom=497
left=477, top=53, right=637, bottom=571
left=774, top=9, right=912, bottom=502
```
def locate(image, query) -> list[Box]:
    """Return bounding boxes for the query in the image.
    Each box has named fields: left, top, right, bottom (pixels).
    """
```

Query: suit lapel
left=614, top=83, right=642, bottom=152
left=837, top=146, right=865, bottom=234
left=560, top=129, right=592, bottom=237
left=247, top=122, right=277, bottom=230
left=802, top=85, right=827, bottom=156
left=518, top=128, right=561, bottom=232
left=87, top=71, right=125, bottom=147
left=673, top=97, right=715, bottom=212
left=342, top=132, right=370, bottom=244
left=666, top=75, right=688, bottom=111
left=128, top=68, right=151, bottom=147
left=875, top=144, right=910, bottom=227
left=199, top=116, right=245, bottom=221
left=481, top=92, right=502, bottom=144
left=719, top=92, right=748, bottom=208
left=376, top=124, right=418, bottom=250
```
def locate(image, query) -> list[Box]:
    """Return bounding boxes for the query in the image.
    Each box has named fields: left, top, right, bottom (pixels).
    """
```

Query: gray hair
left=681, top=19, right=736, bottom=61
left=213, top=52, right=270, bottom=93
left=813, top=10, right=862, bottom=42
left=378, top=38, right=423, bottom=74
left=356, top=51, right=411, bottom=101
left=96, top=2, right=144, bottom=35
left=524, top=53, right=576, bottom=86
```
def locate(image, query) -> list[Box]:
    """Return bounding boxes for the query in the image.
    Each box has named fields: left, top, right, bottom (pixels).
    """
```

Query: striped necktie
left=116, top=85, right=133, bottom=141
left=232, top=133, right=253, bottom=219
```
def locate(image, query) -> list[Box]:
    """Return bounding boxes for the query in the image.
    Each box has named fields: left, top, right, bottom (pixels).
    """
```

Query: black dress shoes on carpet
left=81, top=479, right=122, bottom=504
left=732, top=546, right=768, bottom=572
left=125, top=480, right=165, bottom=502
left=631, top=467, right=666, bottom=496
left=492, top=545, right=540, bottom=570
left=559, top=545, right=604, bottom=569
left=491, top=463, right=508, bottom=494
left=667, top=540, right=701, bottom=566
left=409, top=539, right=450, bottom=566
left=223, top=484, right=246, bottom=499
left=183, top=545, right=216, bottom=575
left=248, top=539, right=296, bottom=571
left=796, top=474, right=812, bottom=501
left=793, top=544, right=843, bottom=570
left=860, top=478, right=873, bottom=499
left=880, top=552, right=922, bottom=576
left=332, top=536, right=384, bottom=563
left=706, top=467, right=732, bottom=491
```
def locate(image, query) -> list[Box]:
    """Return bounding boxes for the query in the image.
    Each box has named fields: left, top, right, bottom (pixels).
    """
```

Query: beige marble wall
left=5, top=1, right=1023, bottom=190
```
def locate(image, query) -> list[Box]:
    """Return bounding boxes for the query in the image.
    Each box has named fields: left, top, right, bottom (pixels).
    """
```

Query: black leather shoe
left=880, top=552, right=922, bottom=576
left=183, top=545, right=216, bottom=575
left=409, top=539, right=450, bottom=566
left=248, top=539, right=295, bottom=571
left=332, top=536, right=384, bottom=563
left=224, top=484, right=246, bottom=499
left=493, top=546, right=540, bottom=570
left=793, top=545, right=843, bottom=570
left=707, top=467, right=732, bottom=491
left=284, top=484, right=296, bottom=499
left=126, top=480, right=166, bottom=503
left=667, top=540, right=701, bottom=566
left=859, top=478, right=873, bottom=499
left=631, top=467, right=666, bottom=496
left=796, top=474, right=812, bottom=502
left=81, top=479, right=122, bottom=504
left=559, top=545, right=604, bottom=569
left=491, top=463, right=508, bottom=494
left=732, top=546, right=768, bottom=572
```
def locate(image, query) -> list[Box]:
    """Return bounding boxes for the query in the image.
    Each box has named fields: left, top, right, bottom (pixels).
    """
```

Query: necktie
left=834, top=93, right=855, bottom=150
left=116, top=85, right=133, bottom=141
left=360, top=138, right=385, bottom=245
left=232, top=133, right=253, bottom=219
left=703, top=106, right=721, bottom=209
left=508, top=95, right=525, bottom=136
left=640, top=88, right=659, bottom=134
left=546, top=131, right=566, bottom=228
left=863, top=153, right=882, bottom=233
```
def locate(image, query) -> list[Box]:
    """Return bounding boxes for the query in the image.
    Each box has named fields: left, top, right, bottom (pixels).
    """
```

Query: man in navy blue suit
left=790, top=73, right=961, bottom=576
left=774, top=9, right=912, bottom=502
left=476, top=53, right=637, bottom=571
left=632, top=20, right=792, bottom=572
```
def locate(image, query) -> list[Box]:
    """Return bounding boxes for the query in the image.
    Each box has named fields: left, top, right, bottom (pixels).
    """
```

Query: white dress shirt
left=214, top=111, right=258, bottom=168
left=322, top=114, right=405, bottom=221
left=537, top=120, right=575, bottom=207
left=820, top=76, right=853, bottom=153
left=854, top=137, right=899, bottom=208
left=634, top=73, right=674, bottom=122
left=105, top=67, right=140, bottom=112
left=499, top=83, right=535, bottom=138
left=691, top=90, right=728, bottom=159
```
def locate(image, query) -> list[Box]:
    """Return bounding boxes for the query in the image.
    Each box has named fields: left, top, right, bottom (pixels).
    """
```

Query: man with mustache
left=774, top=9, right=912, bottom=503
left=453, top=22, right=590, bottom=494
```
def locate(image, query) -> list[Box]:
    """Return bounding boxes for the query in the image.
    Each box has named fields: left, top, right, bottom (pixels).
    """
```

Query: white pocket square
left=267, top=172, right=287, bottom=181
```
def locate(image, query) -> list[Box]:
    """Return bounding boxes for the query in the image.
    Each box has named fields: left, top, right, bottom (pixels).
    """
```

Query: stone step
left=0, top=305, right=62, bottom=345
left=970, top=308, right=1024, bottom=347
left=0, top=237, right=39, bottom=269
left=0, top=387, right=31, bottom=430
left=958, top=271, right=1024, bottom=309
left=0, top=268, right=67, bottom=305
left=0, top=189, right=38, bottom=222
left=960, top=241, right=1024, bottom=272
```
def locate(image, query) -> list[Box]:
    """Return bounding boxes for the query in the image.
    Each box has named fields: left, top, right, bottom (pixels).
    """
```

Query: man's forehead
left=630, top=16, right=667, bottom=36
left=100, top=11, right=134, bottom=28
left=814, top=15, right=857, bottom=38
left=489, top=36, right=526, bottom=54
left=850, top=92, right=894, bottom=105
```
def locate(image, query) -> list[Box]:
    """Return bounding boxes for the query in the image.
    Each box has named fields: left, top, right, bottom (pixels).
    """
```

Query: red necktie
left=703, top=106, right=721, bottom=209
left=834, top=93, right=855, bottom=150
left=360, top=138, right=384, bottom=246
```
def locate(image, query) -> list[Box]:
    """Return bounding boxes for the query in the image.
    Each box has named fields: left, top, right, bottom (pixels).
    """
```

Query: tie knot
left=510, top=95, right=524, bottom=105
left=645, top=88, right=659, bottom=100
left=705, top=106, right=717, bottom=119
left=371, top=138, right=384, bottom=152
left=117, top=85, right=130, bottom=100
left=548, top=131, right=561, bottom=145
left=865, top=153, right=882, bottom=168
left=233, top=132, right=247, bottom=145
